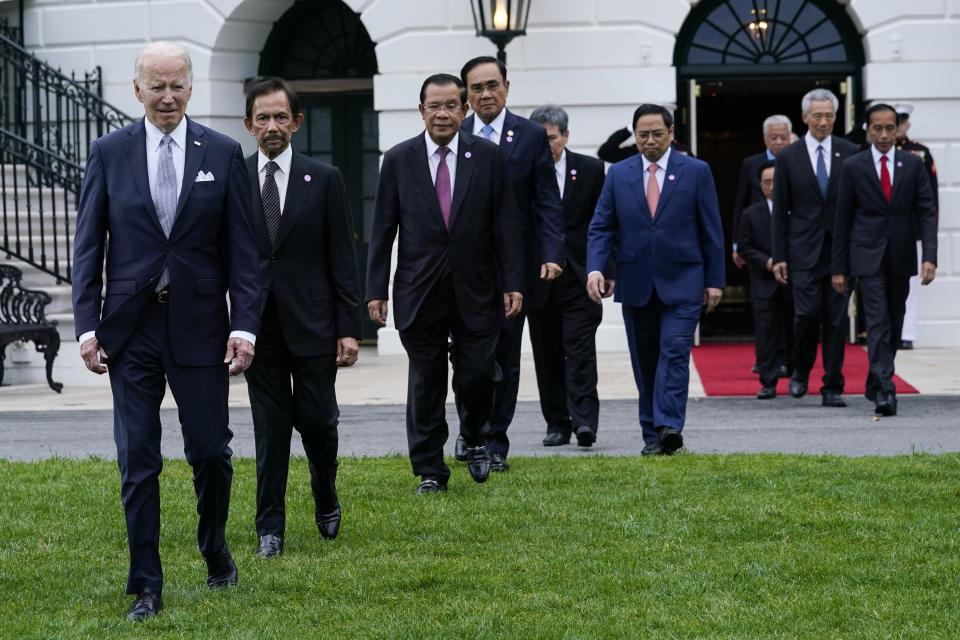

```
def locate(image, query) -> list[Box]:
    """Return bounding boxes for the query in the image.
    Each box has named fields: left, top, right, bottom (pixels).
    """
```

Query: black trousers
left=858, top=256, right=910, bottom=398
left=752, top=286, right=794, bottom=386
left=400, top=276, right=499, bottom=483
left=245, top=293, right=340, bottom=538
left=527, top=269, right=603, bottom=436
left=108, top=297, right=233, bottom=595
left=790, top=267, right=848, bottom=394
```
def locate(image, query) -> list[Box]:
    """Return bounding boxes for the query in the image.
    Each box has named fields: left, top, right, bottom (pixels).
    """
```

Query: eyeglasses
left=468, top=80, right=501, bottom=93
left=636, top=130, right=668, bottom=140
left=423, top=102, right=462, bottom=113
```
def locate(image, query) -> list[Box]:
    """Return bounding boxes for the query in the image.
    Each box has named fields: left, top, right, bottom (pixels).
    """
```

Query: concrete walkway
left=2, top=346, right=959, bottom=462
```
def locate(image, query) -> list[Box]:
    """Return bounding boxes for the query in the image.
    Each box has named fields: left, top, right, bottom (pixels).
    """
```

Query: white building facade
left=6, top=0, right=959, bottom=362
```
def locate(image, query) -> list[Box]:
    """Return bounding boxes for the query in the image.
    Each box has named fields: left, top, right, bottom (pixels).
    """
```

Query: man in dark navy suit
left=453, top=56, right=564, bottom=471
left=242, top=77, right=362, bottom=559
left=771, top=89, right=858, bottom=407
left=528, top=104, right=606, bottom=447
left=738, top=161, right=794, bottom=399
left=832, top=103, right=937, bottom=416
left=72, top=42, right=260, bottom=621
left=587, top=104, right=725, bottom=456
left=365, top=74, right=524, bottom=495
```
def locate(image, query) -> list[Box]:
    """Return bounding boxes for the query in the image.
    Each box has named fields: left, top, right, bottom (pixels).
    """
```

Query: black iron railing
left=0, top=21, right=133, bottom=283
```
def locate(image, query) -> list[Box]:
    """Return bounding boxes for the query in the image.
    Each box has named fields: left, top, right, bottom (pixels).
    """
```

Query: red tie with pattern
left=436, top=146, right=451, bottom=228
left=647, top=163, right=660, bottom=218
left=880, top=155, right=891, bottom=203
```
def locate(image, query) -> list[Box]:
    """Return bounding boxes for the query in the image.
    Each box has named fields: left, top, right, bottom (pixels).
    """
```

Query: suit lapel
left=274, top=151, right=308, bottom=250
left=449, top=134, right=475, bottom=229
left=791, top=140, right=823, bottom=201
left=625, top=156, right=652, bottom=220
left=499, top=110, right=519, bottom=165
left=561, top=151, right=574, bottom=217
left=410, top=134, right=447, bottom=231
left=122, top=120, right=165, bottom=236
left=825, top=135, right=845, bottom=199
left=245, top=154, right=273, bottom=255
left=890, top=150, right=908, bottom=205
left=176, top=117, right=207, bottom=222
left=653, top=151, right=684, bottom=219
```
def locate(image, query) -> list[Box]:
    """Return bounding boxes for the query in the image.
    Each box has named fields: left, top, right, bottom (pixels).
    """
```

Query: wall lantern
left=469, top=0, right=532, bottom=64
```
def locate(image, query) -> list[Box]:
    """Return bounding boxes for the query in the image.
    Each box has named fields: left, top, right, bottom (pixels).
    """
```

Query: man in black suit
left=72, top=42, right=260, bottom=621
left=365, top=74, right=524, bottom=494
left=832, top=103, right=937, bottom=416
left=527, top=104, right=606, bottom=447
left=731, top=115, right=792, bottom=269
left=771, top=89, right=858, bottom=407
left=453, top=56, right=564, bottom=471
left=738, top=161, right=794, bottom=399
left=242, top=77, right=362, bottom=559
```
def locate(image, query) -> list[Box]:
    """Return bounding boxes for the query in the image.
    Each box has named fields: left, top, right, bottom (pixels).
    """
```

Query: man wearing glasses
left=587, top=104, right=725, bottom=456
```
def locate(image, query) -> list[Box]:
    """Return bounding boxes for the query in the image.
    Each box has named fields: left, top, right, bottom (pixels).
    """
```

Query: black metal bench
left=0, top=264, right=63, bottom=392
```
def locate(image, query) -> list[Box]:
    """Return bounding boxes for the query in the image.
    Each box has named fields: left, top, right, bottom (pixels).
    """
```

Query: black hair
left=419, top=73, right=466, bottom=105
left=758, top=160, right=776, bottom=180
left=865, top=103, right=900, bottom=127
left=632, top=103, right=673, bottom=130
left=245, top=76, right=300, bottom=120
left=460, top=56, right=507, bottom=86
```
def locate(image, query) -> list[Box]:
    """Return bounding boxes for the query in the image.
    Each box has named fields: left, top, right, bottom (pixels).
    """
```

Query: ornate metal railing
left=0, top=21, right=133, bottom=283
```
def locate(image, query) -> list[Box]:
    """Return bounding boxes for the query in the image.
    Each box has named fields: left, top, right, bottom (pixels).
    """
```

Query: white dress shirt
left=145, top=116, right=187, bottom=201
left=767, top=198, right=774, bottom=214
left=554, top=149, right=567, bottom=199
left=257, top=145, right=293, bottom=214
left=871, top=145, right=895, bottom=185
left=425, top=131, right=458, bottom=187
left=472, top=108, right=507, bottom=145
left=804, top=131, right=832, bottom=177
left=641, top=146, right=672, bottom=196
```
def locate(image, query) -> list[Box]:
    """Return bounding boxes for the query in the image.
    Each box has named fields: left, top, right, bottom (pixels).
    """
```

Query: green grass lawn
left=1, top=454, right=959, bottom=639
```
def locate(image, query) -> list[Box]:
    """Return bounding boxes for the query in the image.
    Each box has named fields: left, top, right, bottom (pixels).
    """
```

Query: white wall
left=15, top=0, right=960, bottom=352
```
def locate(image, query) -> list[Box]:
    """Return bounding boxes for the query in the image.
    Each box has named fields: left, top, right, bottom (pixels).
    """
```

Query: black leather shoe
left=126, top=589, right=163, bottom=622
left=756, top=385, right=776, bottom=400
left=575, top=425, right=596, bottom=447
left=256, top=534, right=283, bottom=559
left=316, top=503, right=341, bottom=540
left=465, top=445, right=491, bottom=483
left=641, top=441, right=663, bottom=456
left=415, top=478, right=447, bottom=495
left=657, top=427, right=683, bottom=455
left=875, top=394, right=897, bottom=416
left=205, top=547, right=238, bottom=588
left=899, top=340, right=913, bottom=350
left=777, top=365, right=790, bottom=378
left=542, top=432, right=570, bottom=446
left=822, top=392, right=847, bottom=407
left=489, top=453, right=510, bottom=472
left=788, top=374, right=808, bottom=398
left=454, top=434, right=467, bottom=461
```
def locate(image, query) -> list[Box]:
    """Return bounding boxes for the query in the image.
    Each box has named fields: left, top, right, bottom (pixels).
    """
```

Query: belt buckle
left=156, top=289, right=169, bottom=304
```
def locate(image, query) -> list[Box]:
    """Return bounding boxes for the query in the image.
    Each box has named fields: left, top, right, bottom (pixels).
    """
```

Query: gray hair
left=529, top=104, right=569, bottom=134
left=801, top=89, right=839, bottom=114
left=762, top=114, right=792, bottom=134
left=134, top=41, right=193, bottom=84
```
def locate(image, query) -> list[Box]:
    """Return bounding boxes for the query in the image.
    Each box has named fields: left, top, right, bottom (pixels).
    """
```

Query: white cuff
left=78, top=331, right=96, bottom=344
left=230, top=330, right=256, bottom=346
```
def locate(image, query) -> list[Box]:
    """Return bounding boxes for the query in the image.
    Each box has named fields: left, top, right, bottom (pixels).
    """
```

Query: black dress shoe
left=542, top=432, right=570, bottom=446
left=875, top=394, right=897, bottom=416
left=821, top=392, right=847, bottom=407
left=574, top=425, right=596, bottom=447
left=465, top=445, right=491, bottom=483
left=205, top=546, right=238, bottom=588
left=489, top=453, right=509, bottom=472
left=316, top=503, right=341, bottom=540
left=899, top=340, right=913, bottom=350
left=256, top=534, right=283, bottom=559
left=641, top=441, right=663, bottom=456
left=657, top=427, right=683, bottom=455
left=788, top=374, right=808, bottom=398
left=454, top=434, right=467, bottom=461
left=756, top=385, right=776, bottom=400
left=415, top=478, right=447, bottom=495
left=127, top=589, right=163, bottom=622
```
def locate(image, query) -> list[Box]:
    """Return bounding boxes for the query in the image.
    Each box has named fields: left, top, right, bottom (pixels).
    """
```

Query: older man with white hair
left=72, top=40, right=260, bottom=621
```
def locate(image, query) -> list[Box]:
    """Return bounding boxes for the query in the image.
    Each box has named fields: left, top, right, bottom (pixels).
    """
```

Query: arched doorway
left=674, top=0, right=865, bottom=339
left=258, top=0, right=380, bottom=340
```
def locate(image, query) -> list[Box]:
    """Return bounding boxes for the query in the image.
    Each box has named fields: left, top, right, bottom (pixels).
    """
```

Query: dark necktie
left=880, top=155, right=891, bottom=203
left=436, top=146, right=451, bottom=228
left=154, top=134, right=176, bottom=291
left=816, top=144, right=829, bottom=197
left=262, top=160, right=281, bottom=249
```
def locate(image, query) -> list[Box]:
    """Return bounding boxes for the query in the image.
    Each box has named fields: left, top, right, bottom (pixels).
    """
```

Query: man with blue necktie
left=771, top=89, right=858, bottom=408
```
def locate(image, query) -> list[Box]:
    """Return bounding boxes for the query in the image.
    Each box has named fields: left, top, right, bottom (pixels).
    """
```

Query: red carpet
left=691, top=342, right=919, bottom=397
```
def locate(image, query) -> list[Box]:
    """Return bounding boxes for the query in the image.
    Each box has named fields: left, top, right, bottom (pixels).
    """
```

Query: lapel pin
left=465, top=151, right=472, bottom=158
left=304, top=174, right=311, bottom=182
left=570, top=169, right=577, bottom=175
left=507, top=130, right=514, bottom=137
left=193, top=140, right=201, bottom=147
left=834, top=151, right=840, bottom=157
left=897, top=161, right=903, bottom=167
left=668, top=174, right=675, bottom=181
left=506, top=136, right=513, bottom=142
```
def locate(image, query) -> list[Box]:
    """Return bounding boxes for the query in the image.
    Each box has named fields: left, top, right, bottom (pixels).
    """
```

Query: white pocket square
left=195, top=170, right=215, bottom=182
